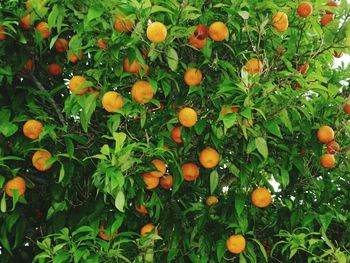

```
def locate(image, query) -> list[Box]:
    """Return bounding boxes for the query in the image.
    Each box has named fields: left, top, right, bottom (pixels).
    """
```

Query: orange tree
left=0, top=0, right=350, bottom=262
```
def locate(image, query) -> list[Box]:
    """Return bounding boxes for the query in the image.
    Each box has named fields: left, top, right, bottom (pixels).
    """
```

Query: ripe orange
left=102, top=91, right=124, bottom=112
left=320, top=154, right=335, bottom=168
left=208, top=22, right=228, bottom=41
left=0, top=25, right=6, bottom=40
left=48, top=64, right=62, bottom=76
left=194, top=24, right=208, bottom=40
left=54, top=38, right=68, bottom=53
left=251, top=187, right=272, bottom=208
left=68, top=51, right=83, bottom=63
left=178, top=107, right=198, bottom=127
left=333, top=51, right=343, bottom=58
left=188, top=33, right=207, bottom=49
left=5, top=176, right=26, bottom=197
left=147, top=22, right=167, bottom=43
left=182, top=163, right=200, bottom=181
left=32, top=150, right=53, bottom=171
left=326, top=1, right=338, bottom=14
left=221, top=105, right=239, bottom=115
left=97, top=38, right=108, bottom=49
left=171, top=126, right=182, bottom=144
left=69, top=76, right=89, bottom=95
left=123, top=58, right=149, bottom=77
left=140, top=223, right=158, bottom=237
left=35, top=22, right=50, bottom=39
left=297, top=63, right=309, bottom=74
left=226, top=234, right=246, bottom=254
left=184, top=68, right=202, bottom=86
left=205, top=196, right=219, bottom=206
left=142, top=173, right=159, bottom=190
left=199, top=147, right=220, bottom=169
left=98, top=224, right=118, bottom=241
left=149, top=159, right=166, bottom=178
left=245, top=58, right=263, bottom=75
left=343, top=99, right=350, bottom=115
left=326, top=141, right=340, bottom=154
left=135, top=203, right=148, bottom=215
left=321, top=14, right=333, bottom=27
left=272, top=12, right=289, bottom=32
left=317, top=125, right=334, bottom=143
left=22, top=59, right=33, bottom=73
left=131, top=80, right=154, bottom=104
left=160, top=175, right=173, bottom=190
left=23, top=119, right=43, bottom=140
left=297, top=2, right=313, bottom=17
left=20, top=14, right=32, bottom=29
left=114, top=16, right=133, bottom=32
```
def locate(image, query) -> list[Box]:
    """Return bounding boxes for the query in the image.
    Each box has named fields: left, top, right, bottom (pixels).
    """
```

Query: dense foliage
left=0, top=0, right=350, bottom=262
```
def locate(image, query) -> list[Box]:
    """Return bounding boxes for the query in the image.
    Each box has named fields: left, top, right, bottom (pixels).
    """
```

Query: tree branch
left=28, top=73, right=67, bottom=126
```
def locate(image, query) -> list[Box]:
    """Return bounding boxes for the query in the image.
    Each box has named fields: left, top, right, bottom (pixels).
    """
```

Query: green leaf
left=235, top=194, right=245, bottom=216
left=100, top=144, right=110, bottom=156
left=216, top=239, right=226, bottom=262
left=58, top=164, right=65, bottom=183
left=223, top=113, right=237, bottom=129
left=251, top=238, right=268, bottom=262
left=318, top=213, right=333, bottom=231
left=264, top=119, right=282, bottom=139
left=279, top=109, right=293, bottom=133
left=1, top=193, right=6, bottom=213
left=87, top=5, right=104, bottom=22
left=0, top=122, right=18, bottom=137
left=113, top=132, right=126, bottom=153
left=115, top=190, right=125, bottom=212
left=280, top=167, right=289, bottom=189
left=255, top=137, right=268, bottom=159
left=167, top=48, right=178, bottom=72
left=238, top=11, right=250, bottom=20
left=210, top=170, right=219, bottom=194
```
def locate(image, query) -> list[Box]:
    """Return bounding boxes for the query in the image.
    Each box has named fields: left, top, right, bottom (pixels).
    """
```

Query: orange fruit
left=140, top=223, right=158, bottom=237
left=251, top=187, right=272, bottom=208
left=114, top=16, right=134, bottom=32
left=221, top=105, right=239, bottom=115
left=102, top=91, right=124, bottom=112
left=182, top=163, right=200, bottom=182
left=194, top=24, right=208, bottom=40
left=0, top=25, right=6, bottom=40
left=98, top=224, right=118, bottom=241
left=343, top=99, right=350, bottom=115
left=297, top=2, right=313, bottom=17
left=131, top=80, right=154, bottom=104
left=226, top=234, right=246, bottom=254
left=68, top=76, right=89, bottom=95
left=245, top=58, right=263, bottom=75
left=199, top=147, right=220, bottom=169
left=333, top=51, right=343, bottom=58
left=277, top=46, right=286, bottom=56
left=149, top=159, right=166, bottom=178
left=272, top=12, right=289, bottom=32
left=123, top=58, right=149, bottom=77
left=142, top=173, right=159, bottom=190
left=97, top=38, right=108, bottom=49
left=326, top=1, right=338, bottom=14
left=68, top=51, right=83, bottom=63
left=317, top=125, right=334, bottom=143
left=178, top=107, right=198, bottom=127
left=320, top=154, right=335, bottom=168
left=171, top=126, right=182, bottom=144
left=5, top=176, right=26, bottom=197
left=22, top=59, right=33, bottom=73
left=135, top=203, right=148, bottom=214
left=326, top=141, right=340, bottom=154
left=321, top=14, right=333, bottom=27
left=48, top=64, right=62, bottom=76
left=35, top=21, right=50, bottom=39
left=147, top=22, right=167, bottom=43
left=208, top=22, right=229, bottom=41
left=188, top=33, right=207, bottom=49
left=20, top=13, right=32, bottom=29
left=184, top=68, right=202, bottom=86
left=205, top=196, right=219, bottom=206
left=160, top=175, right=173, bottom=190
left=32, top=150, right=53, bottom=171
left=23, top=119, right=43, bottom=140
left=54, top=38, right=68, bottom=53
left=297, top=63, right=309, bottom=74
